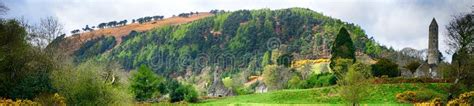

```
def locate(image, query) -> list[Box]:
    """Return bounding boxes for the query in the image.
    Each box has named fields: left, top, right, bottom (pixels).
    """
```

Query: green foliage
left=50, top=61, right=132, bottom=105
left=350, top=62, right=372, bottom=78
left=371, top=58, right=400, bottom=77
left=404, top=61, right=421, bottom=73
left=76, top=8, right=397, bottom=83
left=262, top=51, right=272, bottom=66
left=262, top=65, right=291, bottom=90
left=287, top=75, right=302, bottom=89
left=222, top=77, right=233, bottom=89
left=169, top=83, right=199, bottom=103
left=331, top=58, right=353, bottom=78
left=74, top=36, right=116, bottom=62
left=302, top=73, right=337, bottom=88
left=130, top=65, right=164, bottom=101
left=338, top=64, right=371, bottom=105
left=330, top=27, right=356, bottom=70
left=276, top=54, right=293, bottom=67
left=0, top=19, right=55, bottom=99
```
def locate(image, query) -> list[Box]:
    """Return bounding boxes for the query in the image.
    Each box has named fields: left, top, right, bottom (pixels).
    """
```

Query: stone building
left=414, top=18, right=440, bottom=78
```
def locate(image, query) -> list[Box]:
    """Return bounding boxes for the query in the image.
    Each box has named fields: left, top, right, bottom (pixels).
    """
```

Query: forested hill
left=64, top=7, right=396, bottom=76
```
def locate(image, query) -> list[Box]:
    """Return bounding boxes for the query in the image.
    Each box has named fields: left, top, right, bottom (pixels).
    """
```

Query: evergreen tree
left=330, top=27, right=356, bottom=70
left=130, top=65, right=163, bottom=101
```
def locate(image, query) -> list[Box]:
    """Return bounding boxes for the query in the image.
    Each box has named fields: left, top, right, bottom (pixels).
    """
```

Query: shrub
left=448, top=91, right=474, bottom=105
left=33, top=93, right=66, bottom=105
left=350, top=62, right=372, bottom=78
left=170, top=84, right=199, bottom=103
left=371, top=58, right=400, bottom=77
left=396, top=90, right=445, bottom=103
left=338, top=66, right=370, bottom=105
left=50, top=61, right=132, bottom=105
left=262, top=65, right=291, bottom=90
left=183, top=85, right=199, bottom=103
left=304, top=73, right=337, bottom=88
left=331, top=58, right=353, bottom=78
left=222, top=77, right=233, bottom=89
left=130, top=65, right=164, bottom=101
left=287, top=75, right=302, bottom=89
left=0, top=98, right=39, bottom=105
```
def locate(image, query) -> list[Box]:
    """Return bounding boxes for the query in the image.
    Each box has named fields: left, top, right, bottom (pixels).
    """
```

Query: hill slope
left=60, top=7, right=405, bottom=88
left=57, top=12, right=213, bottom=54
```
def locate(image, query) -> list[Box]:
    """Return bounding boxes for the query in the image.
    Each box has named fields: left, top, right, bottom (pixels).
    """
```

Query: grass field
left=194, top=83, right=451, bottom=105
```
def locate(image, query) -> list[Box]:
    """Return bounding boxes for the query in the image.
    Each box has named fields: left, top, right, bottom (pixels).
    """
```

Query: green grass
left=193, top=83, right=451, bottom=105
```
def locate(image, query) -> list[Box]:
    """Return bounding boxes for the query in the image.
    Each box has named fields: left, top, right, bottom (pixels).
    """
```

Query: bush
left=371, top=58, right=400, bottom=77
left=331, top=58, right=353, bottom=78
left=50, top=61, right=132, bottom=105
left=222, top=77, right=233, bottom=89
left=262, top=65, right=291, bottom=90
left=287, top=75, right=302, bottom=89
left=170, top=84, right=199, bottom=103
left=448, top=91, right=474, bottom=105
left=303, top=73, right=337, bottom=88
left=130, top=65, right=164, bottom=101
left=338, top=66, right=370, bottom=105
left=396, top=90, right=445, bottom=103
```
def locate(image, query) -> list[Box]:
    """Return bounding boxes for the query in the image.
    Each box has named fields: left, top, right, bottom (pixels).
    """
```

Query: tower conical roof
left=430, top=18, right=438, bottom=27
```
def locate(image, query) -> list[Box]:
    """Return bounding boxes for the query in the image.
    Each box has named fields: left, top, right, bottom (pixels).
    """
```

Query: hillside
left=61, top=7, right=408, bottom=96
left=57, top=12, right=213, bottom=54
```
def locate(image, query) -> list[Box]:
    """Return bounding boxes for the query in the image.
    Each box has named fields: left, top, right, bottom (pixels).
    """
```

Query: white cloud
left=3, top=0, right=473, bottom=62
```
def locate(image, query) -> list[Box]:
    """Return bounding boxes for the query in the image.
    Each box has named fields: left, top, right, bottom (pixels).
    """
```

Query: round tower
left=428, top=18, right=439, bottom=65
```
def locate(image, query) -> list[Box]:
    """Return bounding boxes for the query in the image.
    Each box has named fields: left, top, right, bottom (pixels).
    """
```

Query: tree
left=0, top=19, right=57, bottom=99
left=371, top=58, right=400, bottom=77
left=276, top=53, right=293, bottom=67
left=130, top=65, right=163, bottom=101
left=332, top=58, right=354, bottom=79
left=445, top=12, right=473, bottom=87
left=262, top=65, right=291, bottom=90
left=26, top=16, right=64, bottom=48
left=338, top=61, right=371, bottom=105
left=167, top=81, right=199, bottom=103
left=330, top=27, right=356, bottom=70
left=51, top=61, right=132, bottom=105
left=261, top=51, right=271, bottom=66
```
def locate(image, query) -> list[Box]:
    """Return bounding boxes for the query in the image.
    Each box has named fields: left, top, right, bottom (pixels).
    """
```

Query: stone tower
left=428, top=18, right=439, bottom=64
left=414, top=18, right=440, bottom=79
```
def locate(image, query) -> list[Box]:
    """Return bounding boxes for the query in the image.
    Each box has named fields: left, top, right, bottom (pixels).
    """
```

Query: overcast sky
left=3, top=0, right=473, bottom=62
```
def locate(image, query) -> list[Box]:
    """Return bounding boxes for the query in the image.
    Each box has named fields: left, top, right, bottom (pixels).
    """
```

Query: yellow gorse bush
left=447, top=91, right=474, bottom=106
left=0, top=93, right=66, bottom=106
left=0, top=98, right=39, bottom=105
left=292, top=59, right=330, bottom=68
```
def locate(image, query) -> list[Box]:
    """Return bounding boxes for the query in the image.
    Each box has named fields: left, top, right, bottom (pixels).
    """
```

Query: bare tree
left=26, top=16, right=64, bottom=48
left=445, top=12, right=473, bottom=83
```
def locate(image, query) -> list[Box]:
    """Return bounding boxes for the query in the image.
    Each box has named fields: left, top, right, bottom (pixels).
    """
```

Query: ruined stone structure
left=207, top=66, right=234, bottom=97
left=414, top=18, right=440, bottom=78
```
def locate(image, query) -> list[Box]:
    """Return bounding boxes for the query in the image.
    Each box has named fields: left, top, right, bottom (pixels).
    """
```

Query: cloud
left=3, top=0, right=473, bottom=62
